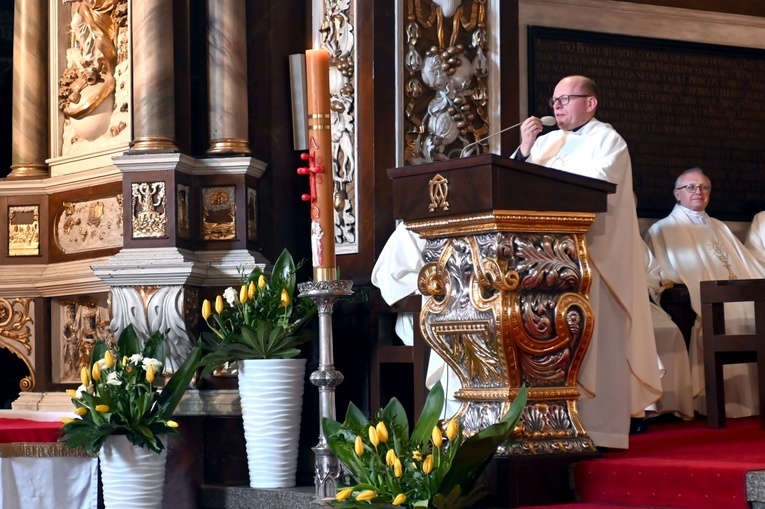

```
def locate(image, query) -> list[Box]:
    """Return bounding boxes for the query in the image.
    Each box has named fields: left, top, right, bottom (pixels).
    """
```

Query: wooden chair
left=700, top=279, right=765, bottom=428
left=369, top=291, right=429, bottom=422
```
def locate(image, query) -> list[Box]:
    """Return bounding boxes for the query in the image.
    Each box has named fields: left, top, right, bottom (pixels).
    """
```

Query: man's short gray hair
left=674, top=167, right=707, bottom=190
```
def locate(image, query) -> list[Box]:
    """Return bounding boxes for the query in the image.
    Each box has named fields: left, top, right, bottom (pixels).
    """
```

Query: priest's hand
left=519, top=116, right=546, bottom=157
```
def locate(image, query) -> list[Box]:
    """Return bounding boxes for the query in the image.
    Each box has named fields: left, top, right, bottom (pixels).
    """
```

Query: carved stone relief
left=57, top=0, right=131, bottom=156
left=177, top=184, right=190, bottom=239
left=55, top=195, right=124, bottom=253
left=404, top=0, right=490, bottom=164
left=320, top=0, right=357, bottom=253
left=131, top=181, right=167, bottom=239
left=109, top=286, right=195, bottom=374
left=202, top=186, right=236, bottom=241
left=8, top=206, right=40, bottom=257
left=247, top=187, right=258, bottom=241
left=54, top=296, right=112, bottom=384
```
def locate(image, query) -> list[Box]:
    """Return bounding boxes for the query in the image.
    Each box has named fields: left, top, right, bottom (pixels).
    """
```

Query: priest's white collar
left=677, top=204, right=710, bottom=225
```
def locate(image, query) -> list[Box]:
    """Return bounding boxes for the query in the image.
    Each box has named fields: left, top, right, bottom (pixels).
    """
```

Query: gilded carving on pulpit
left=404, top=0, right=489, bottom=164
left=428, top=173, right=450, bottom=212
left=177, top=184, right=190, bottom=239
left=8, top=206, right=40, bottom=257
left=55, top=195, right=123, bottom=253
left=131, top=182, right=167, bottom=238
left=247, top=187, right=258, bottom=241
left=57, top=0, right=131, bottom=156
left=0, top=297, right=35, bottom=391
left=415, top=229, right=596, bottom=454
left=319, top=0, right=357, bottom=253
left=202, top=186, right=236, bottom=241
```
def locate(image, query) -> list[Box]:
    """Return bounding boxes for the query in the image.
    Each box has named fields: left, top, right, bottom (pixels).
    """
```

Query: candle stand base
left=298, top=279, right=353, bottom=502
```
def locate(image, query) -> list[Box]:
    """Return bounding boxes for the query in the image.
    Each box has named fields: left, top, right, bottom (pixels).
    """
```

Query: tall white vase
left=99, top=434, right=167, bottom=509
left=239, top=358, right=306, bottom=488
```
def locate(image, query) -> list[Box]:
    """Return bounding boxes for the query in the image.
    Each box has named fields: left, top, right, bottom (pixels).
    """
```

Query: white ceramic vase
left=239, top=358, right=306, bottom=488
left=99, top=434, right=167, bottom=509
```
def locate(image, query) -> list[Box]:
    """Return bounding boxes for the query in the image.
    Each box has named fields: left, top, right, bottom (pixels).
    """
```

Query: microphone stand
left=460, top=116, right=556, bottom=158
left=460, top=122, right=521, bottom=158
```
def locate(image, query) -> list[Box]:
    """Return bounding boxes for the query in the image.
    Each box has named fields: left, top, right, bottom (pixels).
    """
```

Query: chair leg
left=758, top=351, right=765, bottom=430
left=705, top=352, right=726, bottom=428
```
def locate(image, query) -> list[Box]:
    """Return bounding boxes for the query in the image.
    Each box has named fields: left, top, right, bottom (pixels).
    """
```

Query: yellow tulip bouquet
left=323, top=382, right=528, bottom=509
left=199, top=248, right=317, bottom=376
left=59, top=324, right=202, bottom=455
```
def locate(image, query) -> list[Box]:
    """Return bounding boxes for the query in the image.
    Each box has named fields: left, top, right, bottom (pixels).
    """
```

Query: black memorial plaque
left=529, top=26, right=765, bottom=221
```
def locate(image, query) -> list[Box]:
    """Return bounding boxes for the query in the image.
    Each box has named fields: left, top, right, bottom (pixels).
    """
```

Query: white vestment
left=643, top=241, right=694, bottom=419
left=370, top=222, right=462, bottom=419
left=646, top=204, right=764, bottom=417
left=745, top=211, right=765, bottom=266
left=521, top=118, right=662, bottom=448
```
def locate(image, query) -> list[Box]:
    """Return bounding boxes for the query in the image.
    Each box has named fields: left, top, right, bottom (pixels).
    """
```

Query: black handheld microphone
left=460, top=116, right=556, bottom=158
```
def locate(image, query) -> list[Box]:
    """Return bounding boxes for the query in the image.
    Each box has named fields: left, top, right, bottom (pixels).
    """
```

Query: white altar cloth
left=0, top=410, right=98, bottom=509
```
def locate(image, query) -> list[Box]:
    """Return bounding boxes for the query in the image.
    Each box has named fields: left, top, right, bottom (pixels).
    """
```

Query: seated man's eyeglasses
left=548, top=94, right=591, bottom=107
left=675, top=184, right=712, bottom=193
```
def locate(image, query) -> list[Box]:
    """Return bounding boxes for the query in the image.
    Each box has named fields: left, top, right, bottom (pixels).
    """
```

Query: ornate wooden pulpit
left=388, top=154, right=615, bottom=455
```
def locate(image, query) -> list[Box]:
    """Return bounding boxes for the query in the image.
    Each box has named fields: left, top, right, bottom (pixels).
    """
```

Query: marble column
left=130, top=0, right=179, bottom=152
left=9, top=0, right=48, bottom=178
left=207, top=0, right=250, bottom=155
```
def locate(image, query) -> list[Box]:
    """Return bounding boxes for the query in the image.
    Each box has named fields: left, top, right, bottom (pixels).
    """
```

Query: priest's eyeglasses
left=675, top=184, right=712, bottom=193
left=548, top=94, right=591, bottom=107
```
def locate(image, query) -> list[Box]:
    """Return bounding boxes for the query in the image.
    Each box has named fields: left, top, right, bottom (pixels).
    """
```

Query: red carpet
left=519, top=416, right=765, bottom=509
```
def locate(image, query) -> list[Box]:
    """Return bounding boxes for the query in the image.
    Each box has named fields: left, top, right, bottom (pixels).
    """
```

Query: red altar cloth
left=0, top=418, right=62, bottom=443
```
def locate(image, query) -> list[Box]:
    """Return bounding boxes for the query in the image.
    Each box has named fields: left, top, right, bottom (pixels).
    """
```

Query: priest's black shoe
left=629, top=417, right=649, bottom=434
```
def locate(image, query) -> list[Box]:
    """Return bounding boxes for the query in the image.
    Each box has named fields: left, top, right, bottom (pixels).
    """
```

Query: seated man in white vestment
left=642, top=240, right=694, bottom=421
left=645, top=167, right=764, bottom=418
left=745, top=210, right=765, bottom=266
left=513, top=75, right=662, bottom=449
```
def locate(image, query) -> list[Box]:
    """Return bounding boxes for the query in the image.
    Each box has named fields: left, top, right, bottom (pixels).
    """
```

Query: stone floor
left=199, top=485, right=320, bottom=509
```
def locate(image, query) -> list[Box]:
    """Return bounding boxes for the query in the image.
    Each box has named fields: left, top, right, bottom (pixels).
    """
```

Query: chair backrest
left=700, top=278, right=765, bottom=342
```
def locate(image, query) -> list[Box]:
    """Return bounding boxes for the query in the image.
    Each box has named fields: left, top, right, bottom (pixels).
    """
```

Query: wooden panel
left=388, top=154, right=614, bottom=221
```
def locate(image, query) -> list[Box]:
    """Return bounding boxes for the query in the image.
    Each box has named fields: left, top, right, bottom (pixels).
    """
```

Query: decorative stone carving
left=177, top=184, right=190, bottom=240
left=131, top=181, right=167, bottom=239
left=8, top=206, right=40, bottom=257
left=404, top=0, right=489, bottom=164
left=202, top=186, right=236, bottom=241
left=58, top=0, right=131, bottom=155
left=56, top=297, right=112, bottom=383
left=55, top=195, right=124, bottom=253
left=0, top=298, right=35, bottom=391
left=109, top=285, right=196, bottom=374
left=319, top=0, right=357, bottom=253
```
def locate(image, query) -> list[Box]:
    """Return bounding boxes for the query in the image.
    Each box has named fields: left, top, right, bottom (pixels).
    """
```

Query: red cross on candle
left=297, top=150, right=325, bottom=204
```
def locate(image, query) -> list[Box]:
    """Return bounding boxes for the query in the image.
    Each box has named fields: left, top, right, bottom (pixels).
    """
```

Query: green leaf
left=271, top=248, right=296, bottom=295
left=411, top=381, right=445, bottom=448
left=381, top=397, right=410, bottom=439
left=117, top=324, right=142, bottom=359
left=90, top=340, right=109, bottom=370
left=439, top=386, right=528, bottom=495
left=158, top=343, right=202, bottom=416
left=344, top=401, right=371, bottom=431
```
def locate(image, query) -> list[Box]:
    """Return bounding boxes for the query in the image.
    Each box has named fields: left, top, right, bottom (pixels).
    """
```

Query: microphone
left=460, top=116, right=556, bottom=158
